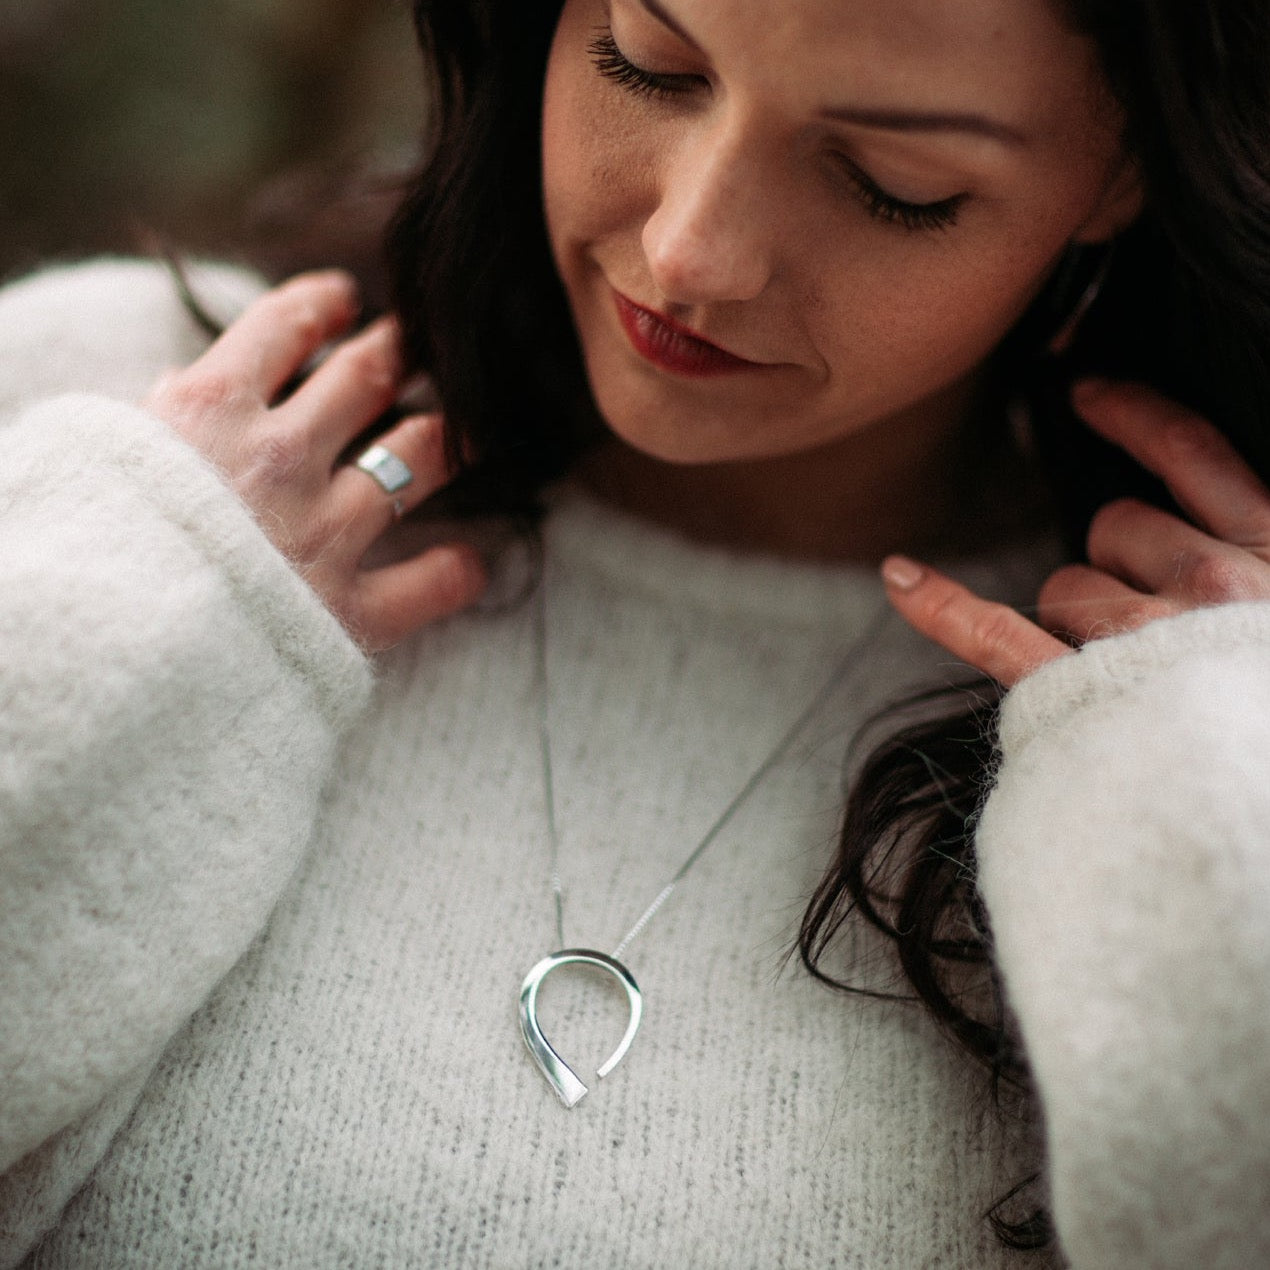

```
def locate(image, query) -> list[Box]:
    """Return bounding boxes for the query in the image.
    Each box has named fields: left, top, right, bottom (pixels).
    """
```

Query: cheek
left=542, top=24, right=657, bottom=279
left=849, top=193, right=1088, bottom=377
left=804, top=236, right=1057, bottom=412
left=543, top=43, right=608, bottom=254
left=906, top=253, right=1051, bottom=367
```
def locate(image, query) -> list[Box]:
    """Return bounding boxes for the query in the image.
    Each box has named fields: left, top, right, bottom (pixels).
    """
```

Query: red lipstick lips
left=613, top=292, right=760, bottom=378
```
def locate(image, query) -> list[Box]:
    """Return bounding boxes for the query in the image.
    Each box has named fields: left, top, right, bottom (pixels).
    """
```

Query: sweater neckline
left=543, top=484, right=883, bottom=634
left=542, top=483, right=1058, bottom=636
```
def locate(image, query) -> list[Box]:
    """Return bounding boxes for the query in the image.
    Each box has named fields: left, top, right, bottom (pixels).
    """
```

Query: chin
left=581, top=370, right=737, bottom=467
left=595, top=401, right=815, bottom=467
left=597, top=414, right=725, bottom=466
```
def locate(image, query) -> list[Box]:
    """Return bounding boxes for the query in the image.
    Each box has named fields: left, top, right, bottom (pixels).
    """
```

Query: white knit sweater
left=1, top=261, right=1268, bottom=1269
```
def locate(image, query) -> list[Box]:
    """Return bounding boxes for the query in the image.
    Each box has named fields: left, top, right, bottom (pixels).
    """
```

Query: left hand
left=144, top=273, right=487, bottom=651
left=882, top=380, right=1270, bottom=686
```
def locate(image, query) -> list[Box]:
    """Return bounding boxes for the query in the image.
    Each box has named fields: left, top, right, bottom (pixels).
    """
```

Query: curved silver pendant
left=518, top=949, right=643, bottom=1108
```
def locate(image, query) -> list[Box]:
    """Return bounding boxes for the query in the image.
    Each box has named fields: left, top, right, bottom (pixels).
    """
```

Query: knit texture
left=0, top=262, right=373, bottom=1264
left=978, top=604, right=1270, bottom=1268
left=2, top=260, right=1268, bottom=1267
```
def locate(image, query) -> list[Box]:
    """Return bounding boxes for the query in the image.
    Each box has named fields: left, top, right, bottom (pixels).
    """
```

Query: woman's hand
left=882, top=380, right=1270, bottom=686
left=144, top=271, right=487, bottom=650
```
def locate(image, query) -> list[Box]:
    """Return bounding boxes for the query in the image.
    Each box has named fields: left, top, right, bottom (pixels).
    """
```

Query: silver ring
left=355, top=443, right=413, bottom=494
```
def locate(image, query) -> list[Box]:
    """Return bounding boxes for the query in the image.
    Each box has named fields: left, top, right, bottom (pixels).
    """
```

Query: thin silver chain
left=533, top=577, right=894, bottom=962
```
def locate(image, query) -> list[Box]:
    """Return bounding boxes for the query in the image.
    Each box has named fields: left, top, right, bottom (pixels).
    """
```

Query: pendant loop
left=518, top=949, right=643, bottom=1108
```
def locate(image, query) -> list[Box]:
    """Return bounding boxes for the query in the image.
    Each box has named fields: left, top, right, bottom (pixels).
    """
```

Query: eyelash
left=587, top=28, right=699, bottom=100
left=837, top=160, right=965, bottom=233
left=586, top=27, right=966, bottom=235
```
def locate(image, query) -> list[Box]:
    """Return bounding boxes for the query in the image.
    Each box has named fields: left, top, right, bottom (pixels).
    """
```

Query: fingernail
left=882, top=555, right=924, bottom=591
left=318, top=268, right=357, bottom=291
left=300, top=269, right=357, bottom=303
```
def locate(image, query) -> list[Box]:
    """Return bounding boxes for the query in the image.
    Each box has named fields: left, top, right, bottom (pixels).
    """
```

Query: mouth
left=612, top=291, right=764, bottom=378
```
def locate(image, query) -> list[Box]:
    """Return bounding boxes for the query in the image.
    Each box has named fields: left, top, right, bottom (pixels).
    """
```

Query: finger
left=349, top=542, right=488, bottom=650
left=1086, top=497, right=1210, bottom=591
left=1037, top=562, right=1176, bottom=643
left=195, top=271, right=360, bottom=403
left=882, top=557, right=1069, bottom=687
left=333, top=413, right=453, bottom=550
left=282, top=317, right=405, bottom=468
left=1072, top=379, right=1270, bottom=551
left=1086, top=497, right=1268, bottom=603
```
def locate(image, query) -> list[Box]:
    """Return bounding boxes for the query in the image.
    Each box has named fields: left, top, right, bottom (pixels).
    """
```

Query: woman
left=2, top=0, right=1269, bottom=1265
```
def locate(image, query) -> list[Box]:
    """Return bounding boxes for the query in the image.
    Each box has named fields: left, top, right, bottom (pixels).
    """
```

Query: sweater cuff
left=998, top=601, right=1270, bottom=758
left=12, top=392, right=372, bottom=728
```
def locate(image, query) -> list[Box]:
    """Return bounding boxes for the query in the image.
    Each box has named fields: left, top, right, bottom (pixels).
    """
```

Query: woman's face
left=541, top=0, right=1140, bottom=467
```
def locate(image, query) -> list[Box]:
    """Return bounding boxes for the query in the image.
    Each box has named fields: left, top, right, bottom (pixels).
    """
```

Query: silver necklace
left=518, top=576, right=893, bottom=1107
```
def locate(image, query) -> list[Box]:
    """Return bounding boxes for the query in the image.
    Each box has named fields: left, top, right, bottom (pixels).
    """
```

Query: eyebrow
left=639, top=0, right=702, bottom=49
left=821, top=106, right=1028, bottom=147
left=636, top=0, right=1027, bottom=149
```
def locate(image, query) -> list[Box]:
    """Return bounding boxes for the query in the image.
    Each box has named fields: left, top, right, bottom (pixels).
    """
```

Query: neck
left=575, top=377, right=1041, bottom=563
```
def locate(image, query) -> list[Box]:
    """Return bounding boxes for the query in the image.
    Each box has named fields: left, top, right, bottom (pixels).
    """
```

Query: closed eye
left=588, top=27, right=704, bottom=100
left=833, top=156, right=966, bottom=233
left=588, top=25, right=965, bottom=234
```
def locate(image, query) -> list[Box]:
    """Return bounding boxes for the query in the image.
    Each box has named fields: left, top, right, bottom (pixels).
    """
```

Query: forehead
left=635, top=0, right=1106, bottom=141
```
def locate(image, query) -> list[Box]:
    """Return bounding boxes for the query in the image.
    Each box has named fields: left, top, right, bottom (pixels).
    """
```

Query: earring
left=1045, top=242, right=1114, bottom=356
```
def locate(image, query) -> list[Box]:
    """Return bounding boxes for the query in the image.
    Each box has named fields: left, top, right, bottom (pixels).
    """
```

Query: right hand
left=144, top=271, right=487, bottom=650
left=882, top=380, right=1270, bottom=686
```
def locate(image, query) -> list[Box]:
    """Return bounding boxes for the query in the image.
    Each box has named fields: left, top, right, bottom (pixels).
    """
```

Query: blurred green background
left=0, top=0, right=426, bottom=283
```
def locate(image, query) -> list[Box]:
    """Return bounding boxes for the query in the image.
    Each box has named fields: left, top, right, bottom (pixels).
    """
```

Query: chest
left=38, top=592, right=1032, bottom=1269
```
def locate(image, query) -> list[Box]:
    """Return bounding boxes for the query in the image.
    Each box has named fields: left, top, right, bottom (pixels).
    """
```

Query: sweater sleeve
left=0, top=264, right=374, bottom=1256
left=976, top=602, right=1270, bottom=1268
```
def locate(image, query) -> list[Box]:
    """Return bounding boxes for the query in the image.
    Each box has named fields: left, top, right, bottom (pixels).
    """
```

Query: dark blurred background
left=0, top=0, right=427, bottom=284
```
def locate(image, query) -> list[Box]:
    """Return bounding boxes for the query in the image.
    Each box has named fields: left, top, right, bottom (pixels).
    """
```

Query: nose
left=641, top=125, right=776, bottom=307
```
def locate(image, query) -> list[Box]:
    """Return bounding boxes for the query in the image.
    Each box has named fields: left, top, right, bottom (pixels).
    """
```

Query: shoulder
left=0, top=257, right=266, bottom=417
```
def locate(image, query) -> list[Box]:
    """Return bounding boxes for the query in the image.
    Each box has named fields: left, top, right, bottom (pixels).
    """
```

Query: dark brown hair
left=386, top=0, right=1270, bottom=1249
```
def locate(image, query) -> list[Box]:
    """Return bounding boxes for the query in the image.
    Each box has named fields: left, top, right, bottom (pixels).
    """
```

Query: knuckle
left=163, top=368, right=244, bottom=416
left=339, top=338, right=393, bottom=389
left=1118, top=596, right=1172, bottom=629
left=252, top=426, right=311, bottom=485
left=145, top=368, right=180, bottom=402
left=967, top=606, right=1018, bottom=659
left=1241, top=506, right=1270, bottom=540
left=914, top=581, right=964, bottom=629
left=1179, top=551, right=1249, bottom=603
left=1157, top=412, right=1220, bottom=466
left=281, top=507, right=354, bottom=570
